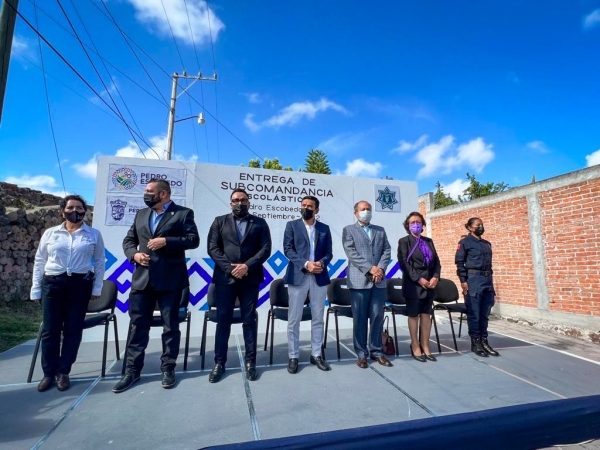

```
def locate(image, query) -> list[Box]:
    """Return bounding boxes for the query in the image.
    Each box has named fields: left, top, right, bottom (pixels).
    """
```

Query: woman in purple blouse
left=397, top=212, right=442, bottom=362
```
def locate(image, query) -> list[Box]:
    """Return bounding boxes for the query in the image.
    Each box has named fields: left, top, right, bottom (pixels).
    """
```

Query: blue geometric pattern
left=267, top=250, right=288, bottom=274
left=187, top=261, right=212, bottom=306
left=257, top=268, right=274, bottom=307
left=107, top=259, right=134, bottom=312
left=105, top=249, right=117, bottom=271
left=386, top=261, right=401, bottom=279
left=328, top=259, right=346, bottom=277
left=203, top=258, right=215, bottom=269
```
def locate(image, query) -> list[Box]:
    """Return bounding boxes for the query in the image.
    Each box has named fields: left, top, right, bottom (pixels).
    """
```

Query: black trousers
left=125, top=285, right=181, bottom=374
left=41, top=273, right=92, bottom=377
left=214, top=281, right=259, bottom=366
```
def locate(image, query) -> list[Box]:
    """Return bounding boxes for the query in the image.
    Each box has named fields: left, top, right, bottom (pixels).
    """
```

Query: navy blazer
left=123, top=202, right=200, bottom=291
left=283, top=219, right=333, bottom=287
left=398, top=234, right=441, bottom=300
left=207, top=213, right=272, bottom=286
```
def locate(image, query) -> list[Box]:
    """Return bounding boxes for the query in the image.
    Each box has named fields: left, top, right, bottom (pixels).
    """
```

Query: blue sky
left=2, top=0, right=600, bottom=203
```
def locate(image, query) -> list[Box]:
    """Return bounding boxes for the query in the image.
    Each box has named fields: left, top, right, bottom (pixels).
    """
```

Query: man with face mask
left=342, top=201, right=392, bottom=369
left=455, top=217, right=500, bottom=357
left=207, top=188, right=272, bottom=383
left=282, top=196, right=333, bottom=374
left=113, top=178, right=199, bottom=393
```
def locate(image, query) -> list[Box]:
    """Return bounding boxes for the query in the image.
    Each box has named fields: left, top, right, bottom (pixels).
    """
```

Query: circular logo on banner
left=111, top=167, right=137, bottom=190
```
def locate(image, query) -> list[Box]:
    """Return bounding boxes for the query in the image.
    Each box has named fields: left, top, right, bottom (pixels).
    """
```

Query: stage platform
left=1, top=318, right=600, bottom=450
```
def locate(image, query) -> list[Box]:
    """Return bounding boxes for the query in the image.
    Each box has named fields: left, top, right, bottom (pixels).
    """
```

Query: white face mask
left=358, top=210, right=372, bottom=223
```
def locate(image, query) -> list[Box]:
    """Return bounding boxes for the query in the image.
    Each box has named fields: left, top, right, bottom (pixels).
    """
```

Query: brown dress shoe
left=56, top=374, right=71, bottom=391
left=38, top=376, right=54, bottom=392
left=356, top=358, right=368, bottom=369
left=371, top=356, right=393, bottom=367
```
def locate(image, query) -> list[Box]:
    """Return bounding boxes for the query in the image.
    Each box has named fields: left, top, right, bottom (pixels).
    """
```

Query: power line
left=26, top=0, right=168, bottom=108
left=7, top=4, right=157, bottom=156
left=33, top=0, right=66, bottom=197
left=55, top=0, right=155, bottom=158
left=205, top=1, right=221, bottom=162
left=160, top=0, right=185, bottom=70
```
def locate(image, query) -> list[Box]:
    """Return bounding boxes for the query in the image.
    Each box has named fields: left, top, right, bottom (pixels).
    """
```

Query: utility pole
left=0, top=0, right=20, bottom=124
left=165, top=71, right=217, bottom=160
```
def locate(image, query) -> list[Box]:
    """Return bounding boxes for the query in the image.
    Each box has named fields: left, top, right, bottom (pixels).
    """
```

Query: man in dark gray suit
left=283, top=195, right=333, bottom=374
left=342, top=200, right=392, bottom=369
left=113, top=178, right=200, bottom=393
left=207, top=188, right=272, bottom=383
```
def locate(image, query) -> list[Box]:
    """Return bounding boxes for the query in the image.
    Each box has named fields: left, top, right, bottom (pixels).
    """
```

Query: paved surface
left=1, top=317, right=600, bottom=450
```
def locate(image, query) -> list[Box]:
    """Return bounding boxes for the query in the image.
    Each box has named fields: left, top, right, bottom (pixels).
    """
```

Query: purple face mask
left=409, top=223, right=423, bottom=234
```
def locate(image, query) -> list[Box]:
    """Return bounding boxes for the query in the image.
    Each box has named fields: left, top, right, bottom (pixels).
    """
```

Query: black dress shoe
left=424, top=353, right=437, bottom=362
left=482, top=338, right=500, bottom=357
left=112, top=372, right=140, bottom=393
left=370, top=355, right=393, bottom=367
left=245, top=363, right=257, bottom=381
left=209, top=364, right=225, bottom=383
left=471, top=338, right=489, bottom=357
left=410, top=345, right=426, bottom=362
left=161, top=370, right=176, bottom=389
left=287, top=358, right=299, bottom=374
left=37, top=376, right=54, bottom=392
left=56, top=374, right=70, bottom=391
left=310, top=355, right=331, bottom=371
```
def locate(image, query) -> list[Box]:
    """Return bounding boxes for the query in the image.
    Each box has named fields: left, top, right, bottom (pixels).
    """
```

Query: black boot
left=471, top=337, right=488, bottom=357
left=481, top=338, right=500, bottom=357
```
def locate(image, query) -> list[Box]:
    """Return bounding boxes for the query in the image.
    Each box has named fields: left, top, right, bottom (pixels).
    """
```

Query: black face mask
left=64, top=211, right=85, bottom=223
left=474, top=226, right=485, bottom=237
left=300, top=208, right=314, bottom=221
left=232, top=204, right=249, bottom=218
left=144, top=193, right=160, bottom=208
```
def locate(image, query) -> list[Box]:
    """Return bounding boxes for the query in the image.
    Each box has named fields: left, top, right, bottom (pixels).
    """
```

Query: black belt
left=468, top=269, right=492, bottom=276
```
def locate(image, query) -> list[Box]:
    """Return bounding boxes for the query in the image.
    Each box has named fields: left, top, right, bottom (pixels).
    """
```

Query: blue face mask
left=409, top=223, right=423, bottom=234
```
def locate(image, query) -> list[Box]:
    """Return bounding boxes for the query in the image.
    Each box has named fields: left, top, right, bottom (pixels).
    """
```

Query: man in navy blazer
left=283, top=196, right=333, bottom=374
left=113, top=178, right=199, bottom=393
left=207, top=188, right=272, bottom=383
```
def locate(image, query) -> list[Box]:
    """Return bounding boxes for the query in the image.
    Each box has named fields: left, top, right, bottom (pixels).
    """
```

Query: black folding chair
left=263, top=279, right=311, bottom=365
left=199, top=284, right=258, bottom=370
left=121, top=287, right=191, bottom=374
left=28, top=280, right=120, bottom=382
left=323, top=278, right=352, bottom=359
left=383, top=278, right=407, bottom=356
left=432, top=278, right=465, bottom=352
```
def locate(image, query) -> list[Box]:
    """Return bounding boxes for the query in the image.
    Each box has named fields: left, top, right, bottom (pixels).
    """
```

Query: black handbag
left=382, top=316, right=396, bottom=356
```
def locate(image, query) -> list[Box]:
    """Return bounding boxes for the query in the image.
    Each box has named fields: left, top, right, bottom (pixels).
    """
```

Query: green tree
left=247, top=158, right=261, bottom=168
left=433, top=181, right=458, bottom=209
left=458, top=173, right=509, bottom=202
left=304, top=149, right=331, bottom=174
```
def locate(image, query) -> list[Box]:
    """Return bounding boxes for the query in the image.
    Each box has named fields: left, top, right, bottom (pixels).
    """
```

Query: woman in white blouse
left=30, top=195, right=105, bottom=392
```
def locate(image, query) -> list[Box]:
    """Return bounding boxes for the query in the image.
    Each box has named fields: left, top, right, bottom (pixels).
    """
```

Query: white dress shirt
left=30, top=222, right=106, bottom=299
left=303, top=219, right=316, bottom=269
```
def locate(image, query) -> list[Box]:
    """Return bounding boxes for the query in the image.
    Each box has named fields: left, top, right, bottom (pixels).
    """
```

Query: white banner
left=107, top=163, right=187, bottom=196
left=105, top=196, right=186, bottom=226
left=373, top=184, right=401, bottom=213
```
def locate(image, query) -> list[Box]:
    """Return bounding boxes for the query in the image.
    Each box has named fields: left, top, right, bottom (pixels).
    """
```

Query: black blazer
left=207, top=213, right=272, bottom=286
left=398, top=235, right=441, bottom=300
left=123, top=202, right=200, bottom=291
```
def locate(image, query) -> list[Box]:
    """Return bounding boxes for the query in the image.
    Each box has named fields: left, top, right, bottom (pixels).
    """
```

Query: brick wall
left=420, top=165, right=600, bottom=340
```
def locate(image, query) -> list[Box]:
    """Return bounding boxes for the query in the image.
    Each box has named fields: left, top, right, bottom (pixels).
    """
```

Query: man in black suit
left=207, top=188, right=272, bottom=383
left=113, top=178, right=199, bottom=393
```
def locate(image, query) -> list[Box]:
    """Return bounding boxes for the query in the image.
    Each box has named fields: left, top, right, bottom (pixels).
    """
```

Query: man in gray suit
left=342, top=200, right=393, bottom=369
left=283, top=196, right=333, bottom=374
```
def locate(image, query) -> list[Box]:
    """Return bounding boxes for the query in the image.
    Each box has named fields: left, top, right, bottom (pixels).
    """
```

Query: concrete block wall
left=419, top=165, right=600, bottom=342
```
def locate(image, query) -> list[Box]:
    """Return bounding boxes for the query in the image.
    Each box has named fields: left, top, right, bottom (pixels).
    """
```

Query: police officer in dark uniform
left=455, top=218, right=500, bottom=357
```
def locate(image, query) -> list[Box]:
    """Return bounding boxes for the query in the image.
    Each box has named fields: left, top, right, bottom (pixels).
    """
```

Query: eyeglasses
left=231, top=198, right=249, bottom=205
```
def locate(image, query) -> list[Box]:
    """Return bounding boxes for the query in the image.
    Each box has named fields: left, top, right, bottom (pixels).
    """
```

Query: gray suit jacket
left=342, top=221, right=391, bottom=289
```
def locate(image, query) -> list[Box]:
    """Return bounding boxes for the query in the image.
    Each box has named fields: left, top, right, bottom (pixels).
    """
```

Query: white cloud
left=397, top=134, right=495, bottom=178
left=3, top=174, right=67, bottom=197
left=72, top=135, right=196, bottom=179
left=11, top=35, right=37, bottom=65
left=392, top=134, right=428, bottom=153
left=244, top=98, right=347, bottom=131
left=340, top=159, right=383, bottom=177
left=526, top=141, right=550, bottom=153
left=125, top=0, right=224, bottom=46
left=316, top=132, right=366, bottom=155
left=243, top=92, right=262, bottom=104
left=585, top=149, right=600, bottom=167
left=442, top=178, right=471, bottom=200
left=583, top=9, right=600, bottom=30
